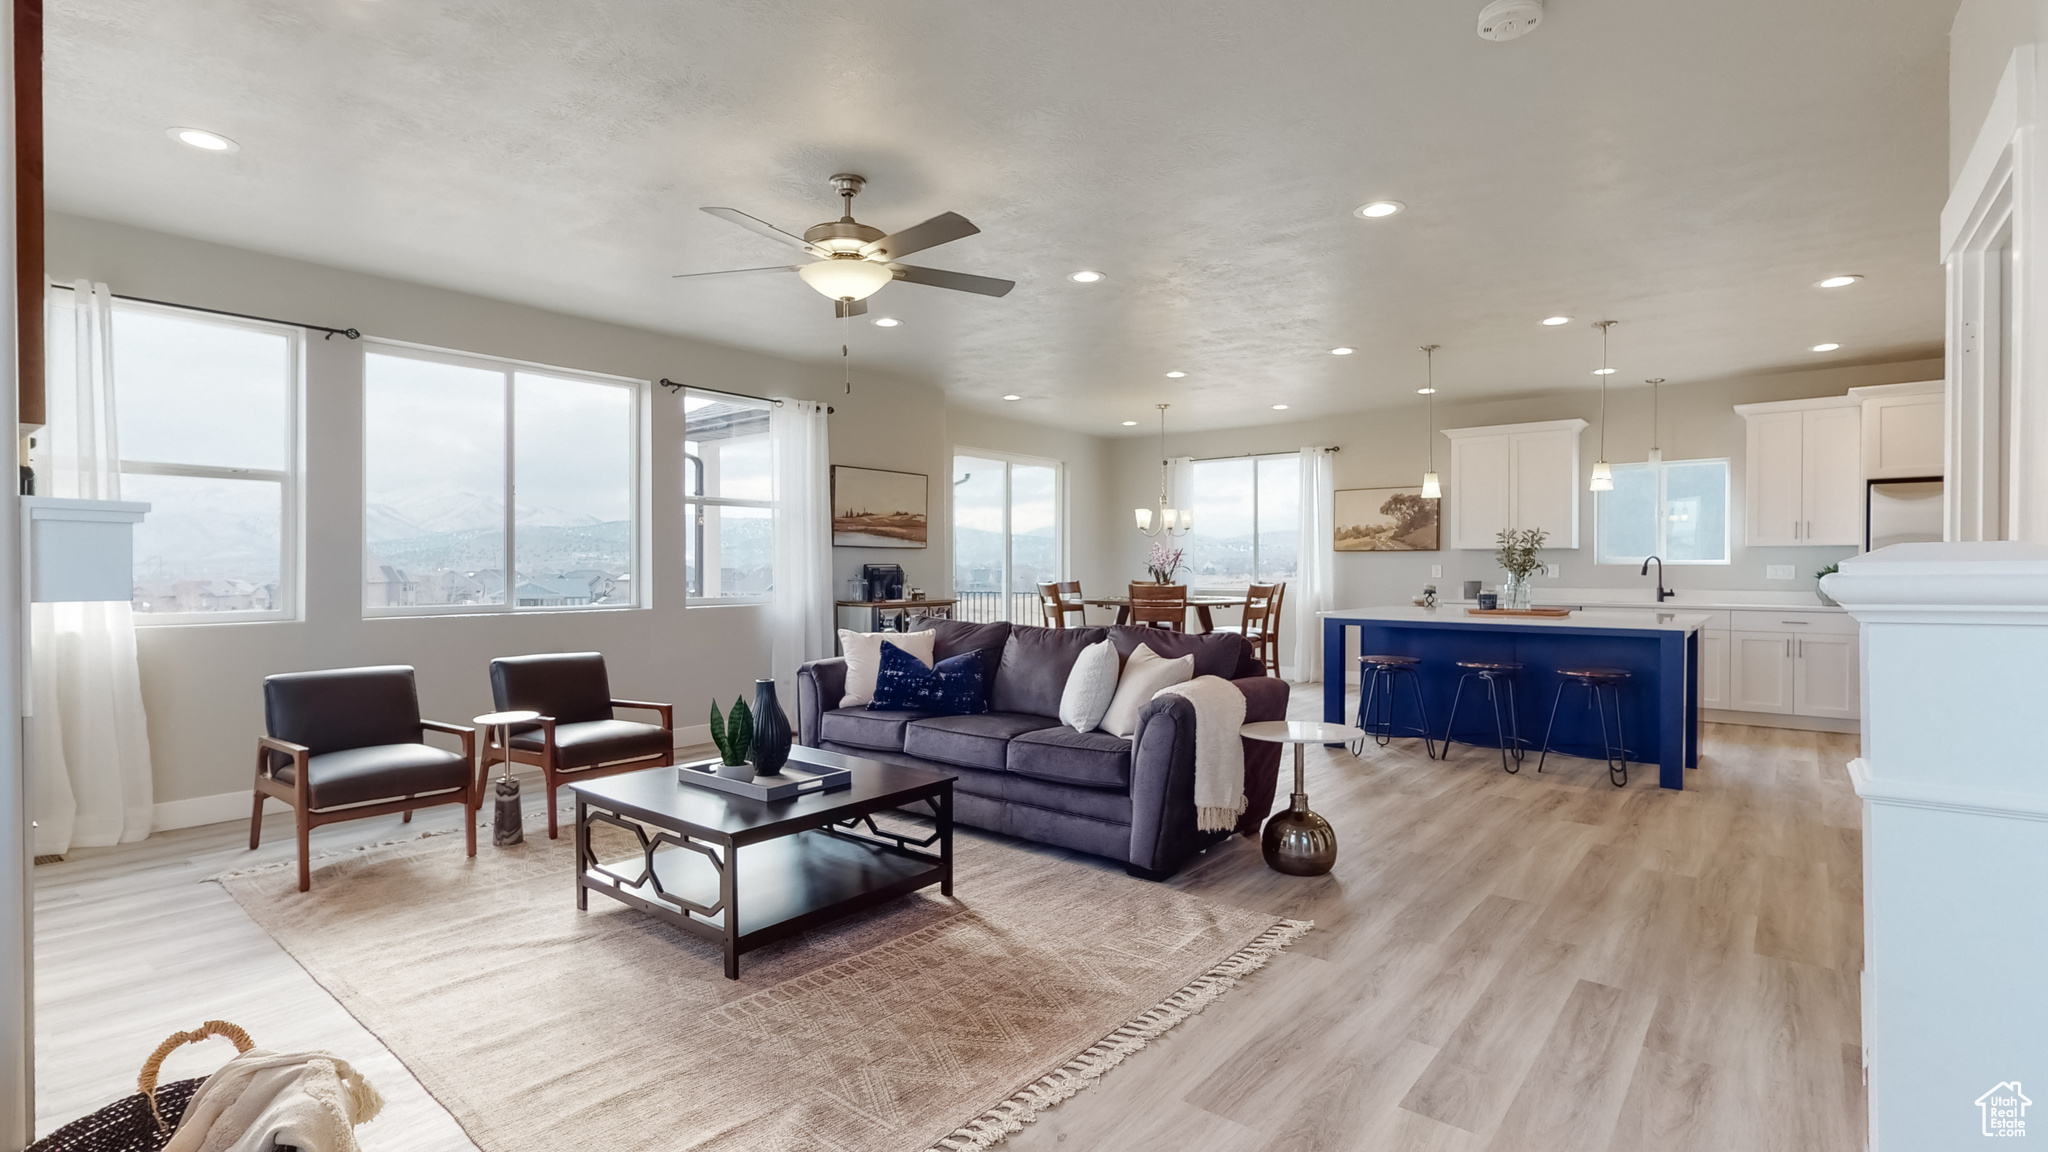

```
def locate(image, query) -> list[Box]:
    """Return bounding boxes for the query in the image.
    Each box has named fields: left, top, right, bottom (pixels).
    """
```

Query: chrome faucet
left=1640, top=555, right=1673, bottom=602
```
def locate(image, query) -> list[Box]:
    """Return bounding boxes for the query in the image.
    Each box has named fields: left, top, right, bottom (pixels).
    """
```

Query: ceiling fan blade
left=890, top=264, right=1016, bottom=298
left=834, top=298, right=869, bottom=318
left=860, top=212, right=979, bottom=261
left=701, top=207, right=819, bottom=253
left=671, top=264, right=804, bottom=280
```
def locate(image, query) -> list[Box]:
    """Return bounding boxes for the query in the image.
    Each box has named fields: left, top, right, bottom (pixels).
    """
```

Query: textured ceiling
left=46, top=0, right=1953, bottom=434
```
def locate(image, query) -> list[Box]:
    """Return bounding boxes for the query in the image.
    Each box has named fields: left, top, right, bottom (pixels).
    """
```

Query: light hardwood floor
left=33, top=688, right=1864, bottom=1151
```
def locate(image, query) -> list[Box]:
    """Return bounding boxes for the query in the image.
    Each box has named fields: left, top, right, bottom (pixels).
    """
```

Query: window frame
left=949, top=448, right=1068, bottom=623
left=112, top=297, right=305, bottom=627
left=1185, top=451, right=1299, bottom=594
left=685, top=387, right=775, bottom=607
left=1594, top=456, right=1734, bottom=566
left=361, top=337, right=649, bottom=618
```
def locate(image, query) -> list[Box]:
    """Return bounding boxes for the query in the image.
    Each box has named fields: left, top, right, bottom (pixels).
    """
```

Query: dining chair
left=253, top=665, right=478, bottom=892
left=1127, top=582, right=1190, bottom=631
left=485, top=652, right=676, bottom=839
left=1038, top=580, right=1087, bottom=629
left=1214, top=583, right=1285, bottom=676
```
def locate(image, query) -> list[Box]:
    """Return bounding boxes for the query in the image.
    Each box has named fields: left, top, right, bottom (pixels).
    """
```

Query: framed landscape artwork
left=831, top=465, right=929, bottom=548
left=1335, top=486, right=1440, bottom=551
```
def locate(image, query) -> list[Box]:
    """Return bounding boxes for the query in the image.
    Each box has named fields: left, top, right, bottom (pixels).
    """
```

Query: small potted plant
left=708, top=696, right=755, bottom=782
left=1494, top=527, right=1547, bottom=610
left=1147, top=541, right=1187, bottom=585
left=1816, top=562, right=1839, bottom=607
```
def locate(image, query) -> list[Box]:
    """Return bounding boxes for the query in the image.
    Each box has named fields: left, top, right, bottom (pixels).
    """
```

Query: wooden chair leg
left=547, top=777, right=560, bottom=840
left=402, top=810, right=413, bottom=823
left=296, top=810, right=312, bottom=893
left=249, top=789, right=265, bottom=850
left=464, top=791, right=477, bottom=858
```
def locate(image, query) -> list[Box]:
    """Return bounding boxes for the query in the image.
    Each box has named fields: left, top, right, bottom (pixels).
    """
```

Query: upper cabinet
left=1440, top=419, right=1588, bottom=549
left=1735, top=396, right=1862, bottom=546
left=1851, top=380, right=1946, bottom=479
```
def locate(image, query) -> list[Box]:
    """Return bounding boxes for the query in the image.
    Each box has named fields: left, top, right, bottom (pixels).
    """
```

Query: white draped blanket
left=1154, top=675, right=1248, bottom=832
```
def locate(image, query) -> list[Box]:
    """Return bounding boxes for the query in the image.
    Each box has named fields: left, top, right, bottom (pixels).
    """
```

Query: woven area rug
left=219, top=819, right=1306, bottom=1152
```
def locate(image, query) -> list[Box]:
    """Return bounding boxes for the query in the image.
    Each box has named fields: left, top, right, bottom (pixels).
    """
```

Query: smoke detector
left=1477, top=0, right=1544, bottom=41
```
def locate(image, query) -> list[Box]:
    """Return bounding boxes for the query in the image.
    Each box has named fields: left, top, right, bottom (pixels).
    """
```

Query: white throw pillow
left=1099, top=643, right=1195, bottom=737
left=1058, top=639, right=1121, bottom=733
left=838, top=628, right=937, bottom=707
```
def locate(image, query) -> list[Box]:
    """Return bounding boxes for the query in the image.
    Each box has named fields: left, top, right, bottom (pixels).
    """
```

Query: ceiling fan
left=676, top=174, right=1016, bottom=317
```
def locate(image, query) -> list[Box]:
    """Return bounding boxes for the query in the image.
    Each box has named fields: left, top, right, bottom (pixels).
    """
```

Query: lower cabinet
left=1730, top=631, right=1797, bottom=713
left=1700, top=629, right=1729, bottom=709
left=1726, top=615, right=1859, bottom=720
left=1790, top=632, right=1859, bottom=719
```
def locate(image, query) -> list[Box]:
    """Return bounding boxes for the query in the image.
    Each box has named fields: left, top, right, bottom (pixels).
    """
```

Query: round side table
left=1241, top=720, right=1365, bottom=877
left=475, top=710, right=541, bottom=847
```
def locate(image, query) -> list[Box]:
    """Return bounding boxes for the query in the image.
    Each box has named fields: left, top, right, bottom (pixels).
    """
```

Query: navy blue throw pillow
left=868, top=643, right=986, bottom=715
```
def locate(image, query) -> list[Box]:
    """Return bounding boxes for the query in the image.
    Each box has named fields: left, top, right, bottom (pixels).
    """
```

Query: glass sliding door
left=952, top=452, right=1063, bottom=623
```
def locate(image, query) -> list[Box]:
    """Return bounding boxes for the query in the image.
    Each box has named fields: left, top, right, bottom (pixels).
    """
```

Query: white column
left=1827, top=541, right=2048, bottom=1148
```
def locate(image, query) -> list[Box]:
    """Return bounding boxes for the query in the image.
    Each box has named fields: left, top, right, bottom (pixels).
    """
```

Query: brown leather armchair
left=486, top=652, right=675, bottom=839
left=253, top=665, right=477, bottom=892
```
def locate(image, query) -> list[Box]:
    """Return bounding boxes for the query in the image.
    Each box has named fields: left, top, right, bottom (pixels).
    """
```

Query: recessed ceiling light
left=1121, top=420, right=1139, bottom=426
left=1272, top=404, right=1290, bottom=410
left=168, top=127, right=238, bottom=152
left=1354, top=201, right=1405, bottom=219
left=1541, top=316, right=1572, bottom=326
left=1592, top=368, right=1617, bottom=375
left=872, top=317, right=901, bottom=327
left=1811, top=342, right=1841, bottom=352
left=1001, top=394, right=1022, bottom=401
left=1416, top=387, right=1437, bottom=395
left=1330, top=347, right=1355, bottom=356
left=1815, top=275, right=1862, bottom=288
left=1164, top=371, right=1186, bottom=378
left=1068, top=270, right=1104, bottom=283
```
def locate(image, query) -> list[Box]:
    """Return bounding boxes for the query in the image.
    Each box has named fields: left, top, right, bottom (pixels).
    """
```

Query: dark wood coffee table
left=569, top=745, right=955, bottom=979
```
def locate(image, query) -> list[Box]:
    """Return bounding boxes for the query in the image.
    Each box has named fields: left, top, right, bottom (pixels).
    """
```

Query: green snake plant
left=709, top=696, right=754, bottom=767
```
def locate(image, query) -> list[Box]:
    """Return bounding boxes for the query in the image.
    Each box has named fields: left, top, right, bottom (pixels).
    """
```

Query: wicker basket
left=28, top=1021, right=254, bottom=1152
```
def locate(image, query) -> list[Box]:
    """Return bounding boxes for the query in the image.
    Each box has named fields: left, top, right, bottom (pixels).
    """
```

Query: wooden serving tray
left=677, top=758, right=852, bottom=801
left=1466, top=607, right=1574, bottom=618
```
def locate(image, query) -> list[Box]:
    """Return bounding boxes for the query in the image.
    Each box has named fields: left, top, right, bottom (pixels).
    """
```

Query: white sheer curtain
left=1288, top=447, right=1336, bottom=682
left=32, top=281, right=154, bottom=854
left=770, top=400, right=833, bottom=707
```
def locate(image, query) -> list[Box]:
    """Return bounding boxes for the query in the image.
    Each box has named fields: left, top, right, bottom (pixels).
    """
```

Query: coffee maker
left=861, top=563, right=905, bottom=602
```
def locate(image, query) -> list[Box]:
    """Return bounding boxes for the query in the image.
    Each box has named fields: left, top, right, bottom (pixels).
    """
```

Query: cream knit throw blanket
left=1155, top=675, right=1248, bottom=832
left=163, top=1048, right=384, bottom=1152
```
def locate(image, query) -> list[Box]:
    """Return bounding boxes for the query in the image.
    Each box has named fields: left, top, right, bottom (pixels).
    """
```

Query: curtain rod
left=661, top=379, right=834, bottom=414
left=49, top=282, right=360, bottom=340
left=1184, top=446, right=1340, bottom=462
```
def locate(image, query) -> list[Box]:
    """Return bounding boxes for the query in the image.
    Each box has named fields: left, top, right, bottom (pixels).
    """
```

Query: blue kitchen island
left=1321, top=606, right=1707, bottom=789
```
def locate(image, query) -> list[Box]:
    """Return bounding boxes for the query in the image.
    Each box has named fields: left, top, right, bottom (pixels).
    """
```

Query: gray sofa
left=797, top=619, right=1288, bottom=879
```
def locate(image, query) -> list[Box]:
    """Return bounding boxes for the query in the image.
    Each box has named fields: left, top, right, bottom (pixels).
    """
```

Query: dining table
left=1083, top=594, right=1245, bottom=633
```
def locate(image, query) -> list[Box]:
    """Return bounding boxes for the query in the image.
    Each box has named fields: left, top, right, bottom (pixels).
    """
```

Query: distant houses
left=360, top=557, right=629, bottom=609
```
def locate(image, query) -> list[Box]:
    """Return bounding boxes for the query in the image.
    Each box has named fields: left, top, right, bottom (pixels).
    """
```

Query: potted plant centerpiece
left=1493, top=527, right=1547, bottom=610
left=708, top=696, right=755, bottom=782
left=1147, top=541, right=1187, bottom=585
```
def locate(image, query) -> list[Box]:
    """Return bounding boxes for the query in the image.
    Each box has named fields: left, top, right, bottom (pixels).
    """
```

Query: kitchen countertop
left=1323, top=605, right=1713, bottom=633
left=1432, top=589, right=1845, bottom=613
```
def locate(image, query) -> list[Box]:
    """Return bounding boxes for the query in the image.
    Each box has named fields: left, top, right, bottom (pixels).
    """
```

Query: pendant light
left=1418, top=344, right=1442, bottom=499
left=1135, top=404, right=1193, bottom=537
left=1646, top=377, right=1665, bottom=465
left=1589, top=320, right=1616, bottom=491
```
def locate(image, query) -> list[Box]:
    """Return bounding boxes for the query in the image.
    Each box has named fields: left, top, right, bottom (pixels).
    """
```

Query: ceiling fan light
left=797, top=257, right=894, bottom=301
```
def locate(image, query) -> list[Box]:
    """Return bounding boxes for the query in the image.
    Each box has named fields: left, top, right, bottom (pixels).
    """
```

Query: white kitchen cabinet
left=1851, top=379, right=1946, bottom=480
left=1700, top=629, right=1729, bottom=709
left=1736, top=396, right=1863, bottom=546
left=1440, top=419, right=1588, bottom=549
left=1729, top=630, right=1796, bottom=713
left=1724, top=610, right=1860, bottom=720
left=1790, top=631, right=1859, bottom=718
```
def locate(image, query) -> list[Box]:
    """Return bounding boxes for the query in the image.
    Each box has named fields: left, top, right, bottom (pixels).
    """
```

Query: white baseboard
left=1702, top=708, right=1859, bottom=734
left=153, top=730, right=718, bottom=835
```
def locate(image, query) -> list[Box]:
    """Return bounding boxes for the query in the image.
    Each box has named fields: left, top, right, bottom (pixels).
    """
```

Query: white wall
left=1105, top=358, right=1943, bottom=672
left=1951, top=0, right=2041, bottom=185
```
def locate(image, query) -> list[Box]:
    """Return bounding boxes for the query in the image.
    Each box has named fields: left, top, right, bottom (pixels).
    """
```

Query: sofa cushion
left=904, top=711, right=1063, bottom=771
left=817, top=707, right=933, bottom=752
left=923, top=619, right=1012, bottom=708
left=1008, top=725, right=1132, bottom=791
left=837, top=629, right=936, bottom=707
left=1107, top=627, right=1251, bottom=681
left=277, top=742, right=469, bottom=810
left=511, top=719, right=672, bottom=769
left=869, top=646, right=986, bottom=715
left=990, top=624, right=1109, bottom=718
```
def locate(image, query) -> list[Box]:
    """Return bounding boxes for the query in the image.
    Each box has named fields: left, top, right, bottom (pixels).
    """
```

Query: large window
left=363, top=343, right=642, bottom=613
left=1596, top=458, right=1731, bottom=564
left=953, top=452, right=1062, bottom=623
left=1182, top=454, right=1299, bottom=590
left=85, top=298, right=301, bottom=621
left=685, top=390, right=773, bottom=602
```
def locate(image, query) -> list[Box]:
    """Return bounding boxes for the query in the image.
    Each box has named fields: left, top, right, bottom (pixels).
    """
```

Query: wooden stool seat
left=1557, top=667, right=1631, bottom=683
left=1359, top=654, right=1421, bottom=667
left=1456, top=660, right=1523, bottom=673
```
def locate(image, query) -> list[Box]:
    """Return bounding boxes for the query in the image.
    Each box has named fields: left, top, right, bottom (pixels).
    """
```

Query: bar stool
left=1442, top=661, right=1525, bottom=773
left=1539, top=667, right=1633, bottom=788
left=1350, top=655, right=1436, bottom=759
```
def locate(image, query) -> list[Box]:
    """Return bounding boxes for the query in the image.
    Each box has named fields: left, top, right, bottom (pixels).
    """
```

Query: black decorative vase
left=750, top=678, right=792, bottom=775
